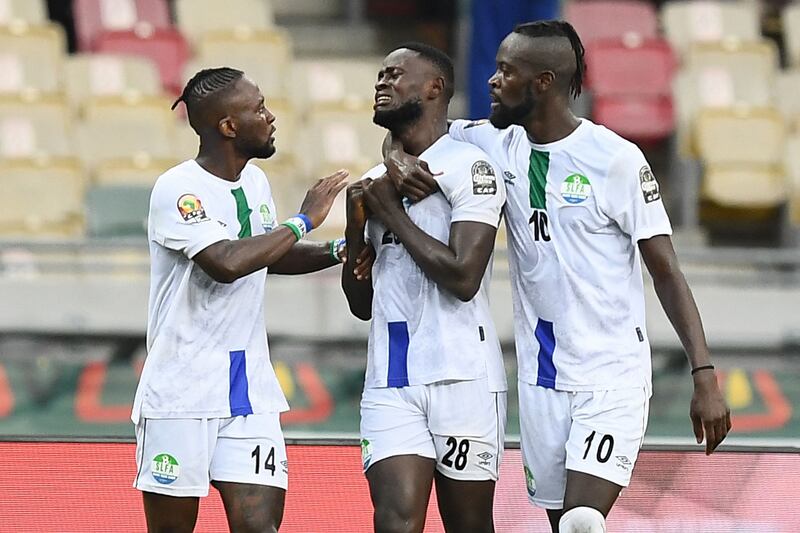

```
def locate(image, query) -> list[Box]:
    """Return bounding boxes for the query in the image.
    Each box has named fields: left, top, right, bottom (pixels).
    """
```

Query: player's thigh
left=517, top=381, right=572, bottom=509
left=433, top=471, right=495, bottom=533
left=212, top=480, right=286, bottom=533
left=134, top=417, right=216, bottom=498
left=142, top=492, right=199, bottom=533
left=429, top=378, right=507, bottom=483
left=564, top=387, right=650, bottom=513
left=365, top=454, right=436, bottom=532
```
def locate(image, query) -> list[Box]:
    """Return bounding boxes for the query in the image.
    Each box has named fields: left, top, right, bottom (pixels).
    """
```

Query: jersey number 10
left=529, top=210, right=551, bottom=242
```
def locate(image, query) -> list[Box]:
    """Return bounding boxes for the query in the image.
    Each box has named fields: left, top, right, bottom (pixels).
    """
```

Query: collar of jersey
left=526, top=118, right=588, bottom=152
left=190, top=159, right=247, bottom=189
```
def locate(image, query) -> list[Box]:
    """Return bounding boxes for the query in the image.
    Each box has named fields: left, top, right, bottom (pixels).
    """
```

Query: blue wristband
left=297, top=214, right=313, bottom=232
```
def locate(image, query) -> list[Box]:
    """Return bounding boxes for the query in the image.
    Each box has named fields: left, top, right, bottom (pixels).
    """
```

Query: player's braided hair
left=171, top=67, right=244, bottom=111
left=513, top=20, right=586, bottom=99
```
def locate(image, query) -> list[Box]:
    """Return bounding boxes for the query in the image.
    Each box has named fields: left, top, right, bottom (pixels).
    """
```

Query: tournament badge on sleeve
left=177, top=194, right=210, bottom=223
left=639, top=166, right=661, bottom=203
left=472, top=161, right=497, bottom=195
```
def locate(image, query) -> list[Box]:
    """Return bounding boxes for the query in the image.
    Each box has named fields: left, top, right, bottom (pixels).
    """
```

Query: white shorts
left=133, top=413, right=288, bottom=497
left=360, top=377, right=507, bottom=482
left=518, top=382, right=650, bottom=509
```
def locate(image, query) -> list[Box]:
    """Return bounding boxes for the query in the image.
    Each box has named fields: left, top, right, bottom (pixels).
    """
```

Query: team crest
left=639, top=166, right=661, bottom=203
left=471, top=160, right=497, bottom=195
left=361, top=439, right=373, bottom=470
left=259, top=204, right=275, bottom=230
left=177, top=194, right=209, bottom=223
left=560, top=173, right=592, bottom=204
left=524, top=465, right=536, bottom=497
left=152, top=453, right=180, bottom=485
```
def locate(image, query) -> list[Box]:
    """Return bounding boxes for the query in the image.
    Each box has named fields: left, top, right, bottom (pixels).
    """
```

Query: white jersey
left=132, top=160, right=289, bottom=423
left=450, top=119, right=672, bottom=392
left=364, top=134, right=507, bottom=391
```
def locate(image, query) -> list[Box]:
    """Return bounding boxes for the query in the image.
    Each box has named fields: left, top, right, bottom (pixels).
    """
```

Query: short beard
left=242, top=140, right=275, bottom=160
left=489, top=91, right=535, bottom=129
left=373, top=98, right=423, bottom=133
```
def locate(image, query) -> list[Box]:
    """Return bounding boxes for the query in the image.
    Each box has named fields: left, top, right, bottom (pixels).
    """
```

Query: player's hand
left=299, top=169, right=349, bottom=229
left=690, top=369, right=731, bottom=455
left=345, top=180, right=370, bottom=231
left=384, top=149, right=441, bottom=203
left=351, top=245, right=374, bottom=281
left=363, top=175, right=403, bottom=221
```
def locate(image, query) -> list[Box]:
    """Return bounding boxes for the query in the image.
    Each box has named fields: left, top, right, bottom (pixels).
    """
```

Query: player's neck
left=195, top=143, right=248, bottom=182
left=524, top=104, right=579, bottom=145
left=393, top=114, right=448, bottom=157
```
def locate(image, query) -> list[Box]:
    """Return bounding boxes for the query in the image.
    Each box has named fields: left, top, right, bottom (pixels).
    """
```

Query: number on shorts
left=441, top=437, right=470, bottom=471
left=251, top=445, right=277, bottom=476
left=582, top=431, right=615, bottom=464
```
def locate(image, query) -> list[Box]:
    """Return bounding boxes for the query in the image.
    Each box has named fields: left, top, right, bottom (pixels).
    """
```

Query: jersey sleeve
left=437, top=155, right=506, bottom=228
left=603, top=145, right=672, bottom=242
left=449, top=119, right=504, bottom=154
left=149, top=181, right=230, bottom=259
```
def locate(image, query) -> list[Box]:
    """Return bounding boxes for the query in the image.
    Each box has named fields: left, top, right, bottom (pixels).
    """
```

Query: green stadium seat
left=85, top=184, right=150, bottom=238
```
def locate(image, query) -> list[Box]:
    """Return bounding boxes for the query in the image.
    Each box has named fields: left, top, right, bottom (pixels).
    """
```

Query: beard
left=241, top=138, right=276, bottom=159
left=489, top=90, right=535, bottom=129
left=373, top=98, right=423, bottom=132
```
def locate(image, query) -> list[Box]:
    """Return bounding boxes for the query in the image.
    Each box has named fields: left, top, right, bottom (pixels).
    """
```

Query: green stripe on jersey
left=528, top=149, right=549, bottom=209
left=231, top=187, right=253, bottom=238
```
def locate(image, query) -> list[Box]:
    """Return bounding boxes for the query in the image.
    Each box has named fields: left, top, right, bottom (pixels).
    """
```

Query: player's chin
left=254, top=142, right=276, bottom=159
left=488, top=108, right=513, bottom=129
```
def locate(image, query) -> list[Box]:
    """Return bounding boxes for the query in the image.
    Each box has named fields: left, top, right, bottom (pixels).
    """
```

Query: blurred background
left=0, top=0, right=798, bottom=450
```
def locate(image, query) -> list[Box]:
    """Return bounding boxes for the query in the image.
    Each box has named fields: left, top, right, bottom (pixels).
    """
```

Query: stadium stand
left=0, top=94, right=73, bottom=157
left=783, top=1, right=800, bottom=68
left=174, top=0, right=275, bottom=47
left=565, top=0, right=659, bottom=43
left=64, top=53, right=162, bottom=112
left=0, top=22, right=65, bottom=96
left=0, top=0, right=48, bottom=25
left=85, top=183, right=150, bottom=237
left=72, top=0, right=171, bottom=51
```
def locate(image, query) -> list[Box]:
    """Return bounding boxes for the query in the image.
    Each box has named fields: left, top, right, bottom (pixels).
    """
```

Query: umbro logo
left=477, top=451, right=494, bottom=465
left=503, top=171, right=517, bottom=185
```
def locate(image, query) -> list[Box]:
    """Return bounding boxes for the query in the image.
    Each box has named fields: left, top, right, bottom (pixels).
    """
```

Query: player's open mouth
left=374, top=94, right=391, bottom=108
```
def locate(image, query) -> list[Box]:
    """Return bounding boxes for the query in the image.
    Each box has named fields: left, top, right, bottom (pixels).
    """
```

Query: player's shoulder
left=450, top=119, right=524, bottom=143
left=580, top=119, right=643, bottom=165
left=151, top=160, right=200, bottom=197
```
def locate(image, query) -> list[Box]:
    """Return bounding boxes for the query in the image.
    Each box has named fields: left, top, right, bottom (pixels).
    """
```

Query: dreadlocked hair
left=513, top=20, right=586, bottom=99
left=171, top=67, right=245, bottom=110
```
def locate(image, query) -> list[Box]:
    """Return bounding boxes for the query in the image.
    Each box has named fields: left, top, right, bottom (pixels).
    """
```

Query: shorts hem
left=364, top=449, right=436, bottom=473
left=529, top=496, right=564, bottom=510
left=135, top=483, right=209, bottom=497
left=564, top=464, right=631, bottom=488
left=435, top=466, right=497, bottom=482
left=211, top=474, right=288, bottom=491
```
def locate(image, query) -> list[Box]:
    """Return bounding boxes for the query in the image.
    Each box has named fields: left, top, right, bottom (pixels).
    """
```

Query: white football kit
left=450, top=118, right=672, bottom=505
left=133, top=160, right=289, bottom=497
left=360, top=134, right=508, bottom=481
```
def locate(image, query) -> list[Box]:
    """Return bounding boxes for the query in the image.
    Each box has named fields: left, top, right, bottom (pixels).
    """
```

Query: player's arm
left=363, top=175, right=497, bottom=302
left=268, top=240, right=341, bottom=275
left=341, top=181, right=374, bottom=320
left=193, top=170, right=348, bottom=283
left=639, top=236, right=731, bottom=455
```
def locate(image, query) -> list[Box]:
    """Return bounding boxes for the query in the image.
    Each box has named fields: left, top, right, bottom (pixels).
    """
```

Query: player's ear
left=218, top=116, right=236, bottom=138
left=536, top=70, right=556, bottom=93
left=427, top=77, right=445, bottom=100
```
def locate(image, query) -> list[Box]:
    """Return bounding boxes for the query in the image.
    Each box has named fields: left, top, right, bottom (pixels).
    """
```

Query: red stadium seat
left=585, top=37, right=677, bottom=96
left=565, top=0, right=658, bottom=44
left=93, top=28, right=189, bottom=95
left=592, top=96, right=674, bottom=143
left=72, top=0, right=171, bottom=51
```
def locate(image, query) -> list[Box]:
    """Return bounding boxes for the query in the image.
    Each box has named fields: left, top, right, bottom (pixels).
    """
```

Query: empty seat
left=0, top=23, right=65, bottom=95
left=0, top=94, right=73, bottom=157
left=175, top=0, right=274, bottom=46
left=64, top=53, right=162, bottom=111
left=661, top=0, right=760, bottom=59
left=783, top=2, right=800, bottom=68
left=190, top=28, right=292, bottom=101
left=565, top=0, right=658, bottom=43
left=702, top=165, right=786, bottom=208
left=592, top=95, right=674, bottom=143
left=93, top=27, right=190, bottom=94
left=73, top=0, right=171, bottom=51
left=93, top=155, right=178, bottom=186
left=785, top=136, right=800, bottom=225
left=0, top=0, right=48, bottom=25
left=77, top=94, right=177, bottom=166
left=291, top=57, right=383, bottom=110
left=0, top=157, right=86, bottom=236
left=85, top=184, right=151, bottom=237
left=586, top=37, right=676, bottom=96
left=685, top=40, right=778, bottom=78
left=694, top=107, right=785, bottom=166
left=776, top=70, right=800, bottom=132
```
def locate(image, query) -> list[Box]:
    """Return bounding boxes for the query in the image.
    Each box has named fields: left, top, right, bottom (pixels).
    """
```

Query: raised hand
left=345, top=180, right=370, bottom=231
left=299, top=169, right=349, bottom=229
